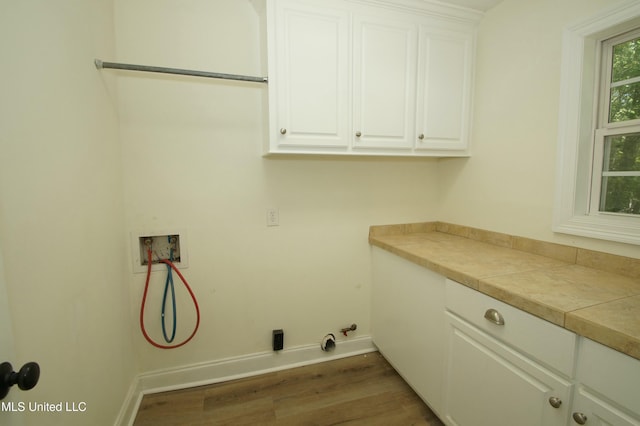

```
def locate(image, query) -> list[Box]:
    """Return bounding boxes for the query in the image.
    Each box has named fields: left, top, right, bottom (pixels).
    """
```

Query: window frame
left=554, top=0, right=640, bottom=245
left=590, top=29, right=640, bottom=217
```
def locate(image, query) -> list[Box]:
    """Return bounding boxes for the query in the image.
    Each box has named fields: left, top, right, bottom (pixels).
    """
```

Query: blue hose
left=161, top=242, right=177, bottom=343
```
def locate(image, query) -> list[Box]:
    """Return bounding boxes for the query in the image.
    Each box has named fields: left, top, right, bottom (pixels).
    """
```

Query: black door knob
left=0, top=361, right=40, bottom=400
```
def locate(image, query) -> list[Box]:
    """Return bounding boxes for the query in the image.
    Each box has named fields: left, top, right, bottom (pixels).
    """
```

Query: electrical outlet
left=266, top=208, right=279, bottom=227
left=272, top=329, right=284, bottom=351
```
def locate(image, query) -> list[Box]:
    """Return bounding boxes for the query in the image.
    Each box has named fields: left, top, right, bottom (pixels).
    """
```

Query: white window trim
left=554, top=0, right=640, bottom=246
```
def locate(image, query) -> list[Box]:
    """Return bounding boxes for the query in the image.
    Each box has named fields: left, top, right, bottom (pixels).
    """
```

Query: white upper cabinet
left=266, top=0, right=350, bottom=149
left=416, top=26, right=474, bottom=151
left=352, top=15, right=417, bottom=151
left=256, top=0, right=480, bottom=156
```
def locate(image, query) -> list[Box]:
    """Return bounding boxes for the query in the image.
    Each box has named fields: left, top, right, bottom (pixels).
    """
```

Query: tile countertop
left=369, top=222, right=640, bottom=360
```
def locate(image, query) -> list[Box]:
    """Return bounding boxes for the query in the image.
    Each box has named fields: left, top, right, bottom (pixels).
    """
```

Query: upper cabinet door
left=352, top=15, right=418, bottom=151
left=268, top=0, right=350, bottom=151
left=416, top=26, right=474, bottom=152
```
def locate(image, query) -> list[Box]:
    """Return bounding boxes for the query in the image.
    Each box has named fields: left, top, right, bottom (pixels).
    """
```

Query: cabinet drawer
left=446, top=279, right=577, bottom=377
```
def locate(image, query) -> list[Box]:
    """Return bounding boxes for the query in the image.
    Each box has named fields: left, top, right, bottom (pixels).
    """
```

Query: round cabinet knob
left=0, top=362, right=40, bottom=400
left=548, top=397, right=562, bottom=408
left=572, top=412, right=588, bottom=425
left=280, top=128, right=287, bottom=135
left=355, top=131, right=362, bottom=137
left=418, top=134, right=425, bottom=140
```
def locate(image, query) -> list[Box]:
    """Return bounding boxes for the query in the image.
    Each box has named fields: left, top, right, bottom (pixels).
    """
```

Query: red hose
left=140, top=248, right=200, bottom=349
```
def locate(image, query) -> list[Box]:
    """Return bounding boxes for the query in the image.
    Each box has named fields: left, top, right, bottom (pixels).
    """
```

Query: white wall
left=0, top=1, right=136, bottom=425
left=438, top=0, right=639, bottom=259
left=3, top=0, right=636, bottom=423
left=114, top=0, right=441, bottom=372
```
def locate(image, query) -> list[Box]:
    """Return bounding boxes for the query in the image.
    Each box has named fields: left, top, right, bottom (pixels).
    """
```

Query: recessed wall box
left=131, top=230, right=189, bottom=273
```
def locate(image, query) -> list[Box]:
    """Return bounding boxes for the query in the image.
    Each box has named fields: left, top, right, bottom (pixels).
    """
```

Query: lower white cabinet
left=371, top=247, right=446, bottom=416
left=570, top=388, right=640, bottom=426
left=569, top=338, right=640, bottom=426
left=371, top=249, right=640, bottom=426
left=444, top=312, right=572, bottom=426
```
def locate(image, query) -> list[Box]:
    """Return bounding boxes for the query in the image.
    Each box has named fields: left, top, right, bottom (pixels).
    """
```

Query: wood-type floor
left=133, top=352, right=445, bottom=425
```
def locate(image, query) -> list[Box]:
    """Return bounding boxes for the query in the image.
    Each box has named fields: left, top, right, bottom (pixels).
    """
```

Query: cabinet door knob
left=484, top=308, right=505, bottom=325
left=0, top=362, right=40, bottom=400
left=418, top=133, right=425, bottom=140
left=280, top=128, right=287, bottom=135
left=548, top=397, right=562, bottom=408
left=572, top=412, right=587, bottom=424
left=355, top=131, right=362, bottom=137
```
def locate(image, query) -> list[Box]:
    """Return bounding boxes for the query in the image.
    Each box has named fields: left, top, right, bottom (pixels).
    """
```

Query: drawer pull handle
left=572, top=412, right=587, bottom=424
left=548, top=397, right=562, bottom=408
left=484, top=308, right=505, bottom=325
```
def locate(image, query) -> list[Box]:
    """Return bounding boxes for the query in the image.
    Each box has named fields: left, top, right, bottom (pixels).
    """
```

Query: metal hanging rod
left=94, top=59, right=268, bottom=83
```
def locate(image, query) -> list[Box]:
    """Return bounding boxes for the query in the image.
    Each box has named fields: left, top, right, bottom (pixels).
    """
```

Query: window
left=554, top=1, right=640, bottom=245
left=592, top=31, right=640, bottom=217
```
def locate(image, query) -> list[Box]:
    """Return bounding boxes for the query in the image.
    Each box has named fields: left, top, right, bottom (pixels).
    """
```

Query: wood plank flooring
left=133, top=352, right=444, bottom=425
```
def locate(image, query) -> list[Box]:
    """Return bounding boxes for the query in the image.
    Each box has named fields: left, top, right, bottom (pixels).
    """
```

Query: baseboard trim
left=115, top=380, right=144, bottom=426
left=116, top=335, right=375, bottom=426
